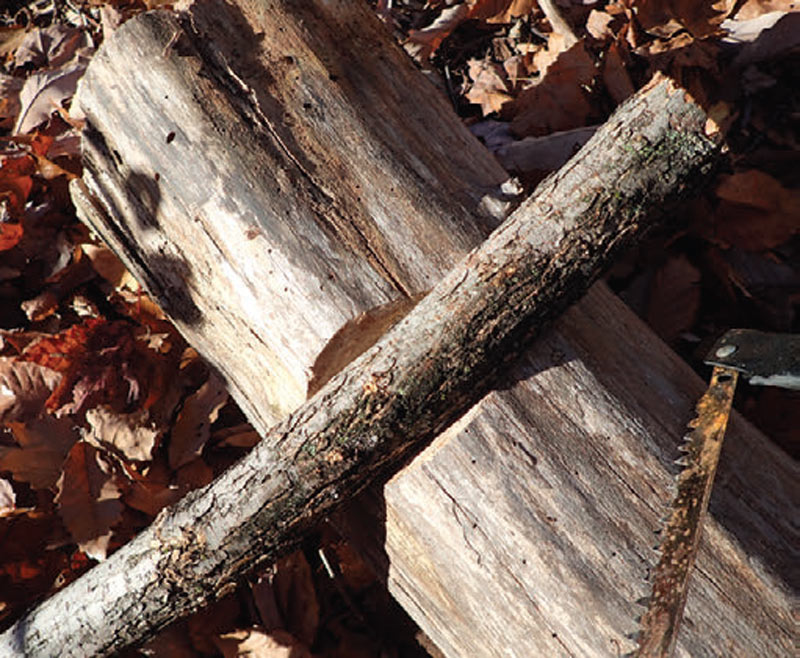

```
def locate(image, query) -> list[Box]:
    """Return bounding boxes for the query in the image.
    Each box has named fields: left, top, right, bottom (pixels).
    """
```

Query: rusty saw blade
left=635, top=329, right=798, bottom=656
left=634, top=364, right=738, bottom=658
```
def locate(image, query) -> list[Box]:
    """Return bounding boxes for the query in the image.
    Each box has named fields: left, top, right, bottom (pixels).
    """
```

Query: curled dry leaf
left=0, top=74, right=23, bottom=130
left=0, top=357, right=61, bottom=423
left=711, top=170, right=800, bottom=250
left=0, top=416, right=79, bottom=489
left=168, top=373, right=228, bottom=470
left=734, top=0, right=797, bottom=20
left=466, top=59, right=513, bottom=115
left=85, top=406, right=160, bottom=462
left=405, top=4, right=469, bottom=61
left=0, top=478, right=15, bottom=516
left=215, top=627, right=312, bottom=658
left=56, top=440, right=123, bottom=561
left=80, top=243, right=139, bottom=291
left=508, top=40, right=596, bottom=137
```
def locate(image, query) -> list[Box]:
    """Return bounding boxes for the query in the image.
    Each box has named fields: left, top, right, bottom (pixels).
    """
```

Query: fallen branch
left=0, top=71, right=721, bottom=656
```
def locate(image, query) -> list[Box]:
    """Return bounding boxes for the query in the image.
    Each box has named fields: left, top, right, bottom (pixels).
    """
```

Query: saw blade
left=635, top=365, right=738, bottom=658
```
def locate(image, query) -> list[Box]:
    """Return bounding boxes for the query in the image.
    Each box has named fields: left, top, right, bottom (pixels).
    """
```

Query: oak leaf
left=466, top=59, right=513, bottom=115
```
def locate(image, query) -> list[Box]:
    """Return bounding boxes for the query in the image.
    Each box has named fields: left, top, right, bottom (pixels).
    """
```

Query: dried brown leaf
left=85, top=406, right=160, bottom=462
left=80, top=243, right=138, bottom=291
left=405, top=4, right=469, bottom=61
left=0, top=416, right=78, bottom=489
left=213, top=424, right=261, bottom=449
left=14, top=53, right=92, bottom=135
left=122, top=457, right=180, bottom=516
left=586, top=9, right=616, bottom=41
left=215, top=628, right=311, bottom=658
left=168, top=374, right=228, bottom=469
left=508, top=41, right=596, bottom=137
left=256, top=551, right=320, bottom=647
left=633, top=0, right=735, bottom=38
left=473, top=0, right=536, bottom=24
left=56, top=441, right=123, bottom=561
left=0, top=357, right=61, bottom=423
left=13, top=25, right=91, bottom=70
left=735, top=0, right=797, bottom=20
left=602, top=41, right=635, bottom=104
left=711, top=170, right=800, bottom=250
left=0, top=74, right=23, bottom=130
left=466, top=59, right=512, bottom=115
left=646, top=254, right=701, bottom=344
left=0, top=27, right=28, bottom=59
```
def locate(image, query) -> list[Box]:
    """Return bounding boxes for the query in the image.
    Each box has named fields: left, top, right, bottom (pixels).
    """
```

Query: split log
left=2, top=2, right=795, bottom=657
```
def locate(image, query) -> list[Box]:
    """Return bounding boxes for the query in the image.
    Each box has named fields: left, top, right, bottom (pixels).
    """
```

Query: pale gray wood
left=72, top=0, right=509, bottom=427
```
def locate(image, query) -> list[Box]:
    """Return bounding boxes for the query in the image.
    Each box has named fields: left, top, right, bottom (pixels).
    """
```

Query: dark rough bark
left=0, top=72, right=721, bottom=656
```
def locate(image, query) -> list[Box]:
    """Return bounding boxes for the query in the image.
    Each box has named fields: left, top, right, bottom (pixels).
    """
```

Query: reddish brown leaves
left=22, top=318, right=166, bottom=417
left=0, top=417, right=79, bottom=490
left=508, top=40, right=597, bottom=137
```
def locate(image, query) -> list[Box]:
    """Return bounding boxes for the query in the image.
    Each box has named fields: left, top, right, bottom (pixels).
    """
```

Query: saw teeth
left=634, top=365, right=739, bottom=656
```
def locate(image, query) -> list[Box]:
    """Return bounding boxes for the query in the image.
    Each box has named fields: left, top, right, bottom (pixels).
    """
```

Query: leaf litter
left=0, top=0, right=797, bottom=655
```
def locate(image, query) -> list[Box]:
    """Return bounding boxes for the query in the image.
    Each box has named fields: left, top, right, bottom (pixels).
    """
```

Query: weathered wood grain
left=72, top=0, right=509, bottom=427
